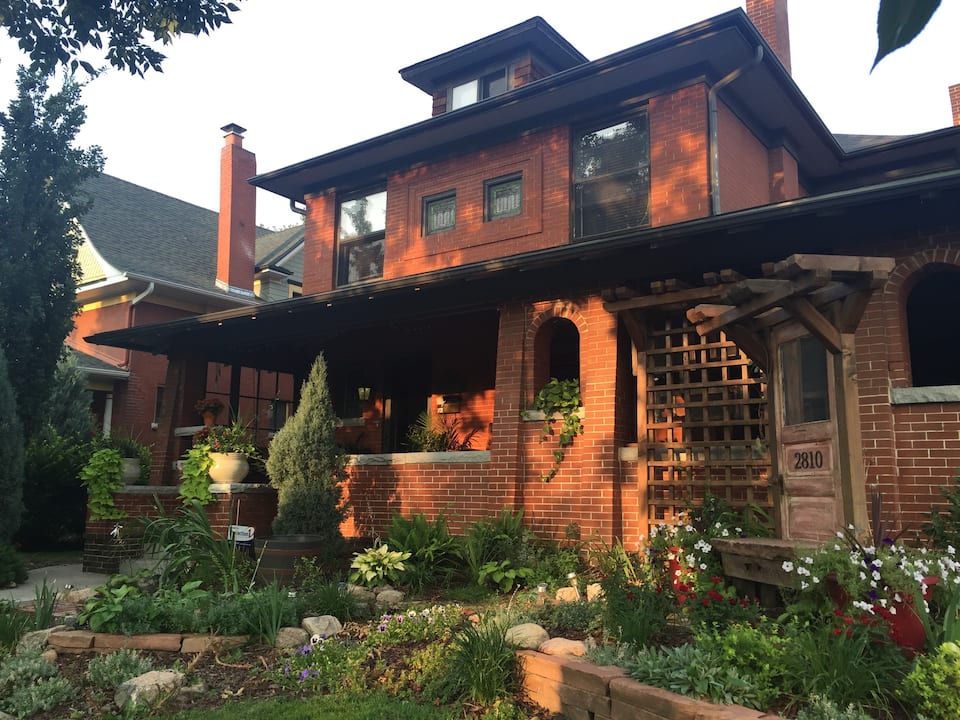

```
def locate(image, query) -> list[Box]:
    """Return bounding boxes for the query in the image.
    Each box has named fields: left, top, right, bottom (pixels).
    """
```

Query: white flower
left=408, top=609, right=417, bottom=617
left=801, top=581, right=809, bottom=590
left=782, top=561, right=794, bottom=573
left=834, top=544, right=842, bottom=551
left=889, top=605, right=897, bottom=615
left=684, top=524, right=694, bottom=532
left=812, top=576, right=820, bottom=584
left=948, top=545, right=956, bottom=556
left=721, top=529, right=730, bottom=537
left=699, top=563, right=708, bottom=571
left=803, top=556, right=814, bottom=565
left=836, top=531, right=845, bottom=539
left=310, top=634, right=322, bottom=645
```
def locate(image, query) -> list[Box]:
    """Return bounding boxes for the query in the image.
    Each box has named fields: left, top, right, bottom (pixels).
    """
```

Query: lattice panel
left=643, top=313, right=771, bottom=535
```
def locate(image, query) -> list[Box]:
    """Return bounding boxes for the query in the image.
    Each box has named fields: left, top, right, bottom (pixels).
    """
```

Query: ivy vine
left=80, top=448, right=127, bottom=521
left=531, top=378, right=583, bottom=483
left=178, top=445, right=214, bottom=505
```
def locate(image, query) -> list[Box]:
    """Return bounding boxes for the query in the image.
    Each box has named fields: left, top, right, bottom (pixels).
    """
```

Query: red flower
left=833, top=628, right=842, bottom=636
left=702, top=598, right=710, bottom=607
left=707, top=590, right=724, bottom=602
left=709, top=576, right=723, bottom=585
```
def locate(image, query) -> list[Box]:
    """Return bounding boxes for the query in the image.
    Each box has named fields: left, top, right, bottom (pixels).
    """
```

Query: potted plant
left=260, top=354, right=348, bottom=582
left=99, top=433, right=151, bottom=485
left=194, top=396, right=226, bottom=427
left=530, top=377, right=584, bottom=482
left=185, top=419, right=261, bottom=493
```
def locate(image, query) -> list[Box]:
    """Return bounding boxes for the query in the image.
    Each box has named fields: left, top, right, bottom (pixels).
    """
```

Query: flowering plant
left=277, top=633, right=365, bottom=691
left=366, top=604, right=463, bottom=646
left=193, top=419, right=260, bottom=458
left=194, top=397, right=225, bottom=416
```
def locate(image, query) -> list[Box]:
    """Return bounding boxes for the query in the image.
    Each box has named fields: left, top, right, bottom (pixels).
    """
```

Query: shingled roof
left=77, top=173, right=300, bottom=293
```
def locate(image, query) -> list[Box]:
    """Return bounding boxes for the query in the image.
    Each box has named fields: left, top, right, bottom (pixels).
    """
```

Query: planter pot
left=254, top=535, right=334, bottom=586
left=208, top=452, right=250, bottom=484
left=120, top=457, right=141, bottom=485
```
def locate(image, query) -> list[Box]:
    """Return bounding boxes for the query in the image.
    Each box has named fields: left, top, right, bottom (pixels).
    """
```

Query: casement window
left=450, top=67, right=511, bottom=110
left=336, top=188, right=386, bottom=286
left=423, top=192, right=456, bottom=235
left=484, top=174, right=522, bottom=221
left=573, top=114, right=651, bottom=240
left=906, top=268, right=960, bottom=387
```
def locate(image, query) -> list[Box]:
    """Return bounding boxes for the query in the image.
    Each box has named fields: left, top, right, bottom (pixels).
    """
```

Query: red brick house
left=70, top=128, right=301, bottom=460
left=88, top=2, right=960, bottom=548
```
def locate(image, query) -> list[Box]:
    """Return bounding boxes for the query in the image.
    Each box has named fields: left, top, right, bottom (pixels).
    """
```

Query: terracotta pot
left=208, top=452, right=249, bottom=483
left=201, top=411, right=217, bottom=427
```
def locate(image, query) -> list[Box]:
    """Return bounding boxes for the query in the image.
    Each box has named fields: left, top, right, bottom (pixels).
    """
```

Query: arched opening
left=907, top=267, right=960, bottom=386
left=533, top=317, right=580, bottom=391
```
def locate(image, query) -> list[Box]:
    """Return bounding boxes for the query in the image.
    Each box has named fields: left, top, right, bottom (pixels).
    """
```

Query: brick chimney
left=217, top=123, right=256, bottom=296
left=746, top=0, right=791, bottom=74
left=951, top=84, right=960, bottom=127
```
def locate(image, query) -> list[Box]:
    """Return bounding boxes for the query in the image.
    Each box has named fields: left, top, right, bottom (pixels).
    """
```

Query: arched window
left=534, top=317, right=580, bottom=390
left=907, top=267, right=960, bottom=386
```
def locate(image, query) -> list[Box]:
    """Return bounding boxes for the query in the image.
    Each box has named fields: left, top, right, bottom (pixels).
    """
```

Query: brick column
left=153, top=351, right=208, bottom=484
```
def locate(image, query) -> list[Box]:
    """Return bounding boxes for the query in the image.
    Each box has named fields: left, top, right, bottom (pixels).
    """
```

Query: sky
left=0, top=1, right=957, bottom=230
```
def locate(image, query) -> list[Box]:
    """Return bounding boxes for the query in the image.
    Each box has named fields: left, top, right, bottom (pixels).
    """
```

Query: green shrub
left=387, top=511, right=462, bottom=591
left=277, top=636, right=367, bottom=693
left=441, top=619, right=519, bottom=705
left=86, top=649, right=154, bottom=688
left=0, top=601, right=32, bottom=654
left=696, top=621, right=789, bottom=709
left=898, top=642, right=960, bottom=720
left=405, top=411, right=477, bottom=452
left=79, top=447, right=126, bottom=521
left=795, top=696, right=873, bottom=720
left=267, top=354, right=347, bottom=544
left=78, top=577, right=141, bottom=632
left=601, top=572, right=673, bottom=646
left=1, top=676, right=73, bottom=717
left=349, top=543, right=411, bottom=587
left=0, top=543, right=27, bottom=587
left=300, top=580, right=361, bottom=623
left=248, top=581, right=293, bottom=645
left=624, top=643, right=766, bottom=708
left=542, top=599, right=604, bottom=635
left=923, top=471, right=960, bottom=551
left=0, top=649, right=58, bottom=697
left=0, top=348, right=24, bottom=544
left=461, top=508, right=531, bottom=585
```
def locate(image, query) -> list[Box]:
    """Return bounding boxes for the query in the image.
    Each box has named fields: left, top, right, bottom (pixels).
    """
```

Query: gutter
left=708, top=45, right=763, bottom=215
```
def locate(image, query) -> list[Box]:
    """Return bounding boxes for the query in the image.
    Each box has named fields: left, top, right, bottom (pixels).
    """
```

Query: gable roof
left=77, top=173, right=302, bottom=294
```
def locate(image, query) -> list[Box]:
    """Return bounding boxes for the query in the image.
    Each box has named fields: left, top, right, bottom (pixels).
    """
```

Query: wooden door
left=771, top=325, right=841, bottom=541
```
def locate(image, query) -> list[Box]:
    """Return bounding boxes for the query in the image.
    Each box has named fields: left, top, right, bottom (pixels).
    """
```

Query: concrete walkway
left=5, top=564, right=109, bottom=604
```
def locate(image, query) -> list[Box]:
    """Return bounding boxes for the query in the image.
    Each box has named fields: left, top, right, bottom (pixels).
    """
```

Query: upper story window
left=573, top=114, right=650, bottom=240
left=337, top=188, right=386, bottom=286
left=423, top=191, right=456, bottom=235
left=485, top=174, right=522, bottom=221
left=449, top=67, right=511, bottom=111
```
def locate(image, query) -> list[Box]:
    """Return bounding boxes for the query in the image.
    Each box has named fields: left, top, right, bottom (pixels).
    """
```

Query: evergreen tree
left=267, top=354, right=347, bottom=545
left=0, top=67, right=103, bottom=437
left=0, top=347, right=25, bottom=544
left=46, top=353, right=96, bottom=441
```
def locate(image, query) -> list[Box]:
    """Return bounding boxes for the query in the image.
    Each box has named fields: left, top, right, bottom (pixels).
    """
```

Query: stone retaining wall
left=46, top=630, right=246, bottom=655
left=518, top=651, right=781, bottom=720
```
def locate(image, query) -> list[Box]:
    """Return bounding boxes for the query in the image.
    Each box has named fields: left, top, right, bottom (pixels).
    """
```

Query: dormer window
left=449, top=67, right=512, bottom=111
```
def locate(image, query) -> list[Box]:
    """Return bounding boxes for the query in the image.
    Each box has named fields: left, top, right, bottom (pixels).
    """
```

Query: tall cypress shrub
left=266, top=354, right=347, bottom=547
left=0, top=347, right=25, bottom=543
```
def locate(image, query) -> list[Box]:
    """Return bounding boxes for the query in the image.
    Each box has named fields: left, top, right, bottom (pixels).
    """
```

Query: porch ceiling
left=84, top=170, right=960, bottom=376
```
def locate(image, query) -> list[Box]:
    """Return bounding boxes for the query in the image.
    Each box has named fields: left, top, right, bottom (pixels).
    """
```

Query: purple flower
left=396, top=615, right=404, bottom=624
left=284, top=663, right=290, bottom=675
left=377, top=624, right=387, bottom=632
left=298, top=669, right=311, bottom=681
left=298, top=644, right=313, bottom=655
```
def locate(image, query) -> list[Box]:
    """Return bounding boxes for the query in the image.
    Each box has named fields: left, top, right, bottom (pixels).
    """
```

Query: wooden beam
left=620, top=309, right=646, bottom=351
left=686, top=304, right=734, bottom=323
left=604, top=285, right=727, bottom=312
left=694, top=270, right=830, bottom=336
left=834, top=333, right=869, bottom=531
left=723, top=325, right=769, bottom=371
left=782, top=296, right=842, bottom=353
left=772, top=254, right=895, bottom=279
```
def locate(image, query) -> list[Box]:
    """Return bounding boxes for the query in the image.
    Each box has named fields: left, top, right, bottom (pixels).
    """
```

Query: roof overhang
left=86, top=169, right=960, bottom=375
left=77, top=273, right=261, bottom=310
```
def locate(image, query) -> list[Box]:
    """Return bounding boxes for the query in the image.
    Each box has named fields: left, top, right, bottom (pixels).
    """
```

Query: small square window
left=485, top=174, right=522, bottom=221
left=451, top=79, right=478, bottom=110
left=423, top=192, right=456, bottom=235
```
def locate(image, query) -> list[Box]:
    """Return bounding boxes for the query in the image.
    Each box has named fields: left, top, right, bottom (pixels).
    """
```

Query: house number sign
left=785, top=442, right=832, bottom=475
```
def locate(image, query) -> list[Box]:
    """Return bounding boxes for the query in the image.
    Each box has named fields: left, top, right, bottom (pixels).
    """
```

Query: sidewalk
left=4, top=564, right=109, bottom=604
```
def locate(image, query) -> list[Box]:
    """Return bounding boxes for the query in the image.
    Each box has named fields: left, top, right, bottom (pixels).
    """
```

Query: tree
left=0, top=0, right=242, bottom=76
left=0, top=347, right=25, bottom=544
left=874, top=0, right=942, bottom=68
left=266, top=354, right=347, bottom=547
left=0, top=67, right=103, bottom=437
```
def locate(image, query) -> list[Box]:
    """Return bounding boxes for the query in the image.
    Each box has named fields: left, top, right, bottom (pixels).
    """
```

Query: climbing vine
left=531, top=378, right=583, bottom=483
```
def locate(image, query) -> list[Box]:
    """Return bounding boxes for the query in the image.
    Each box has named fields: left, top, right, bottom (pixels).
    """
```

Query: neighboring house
left=70, top=129, right=300, bottom=462
left=88, top=2, right=960, bottom=548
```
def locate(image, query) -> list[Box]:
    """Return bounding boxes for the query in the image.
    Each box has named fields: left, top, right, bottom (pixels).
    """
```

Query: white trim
left=348, top=450, right=490, bottom=466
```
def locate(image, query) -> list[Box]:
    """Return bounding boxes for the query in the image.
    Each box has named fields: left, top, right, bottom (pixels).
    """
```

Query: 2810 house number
left=793, top=450, right=824, bottom=470
left=785, top=442, right=832, bottom=475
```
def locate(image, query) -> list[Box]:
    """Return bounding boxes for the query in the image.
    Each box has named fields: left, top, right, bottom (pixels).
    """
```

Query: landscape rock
left=16, top=625, right=67, bottom=653
left=274, top=627, right=309, bottom=649
left=115, top=670, right=185, bottom=709
left=41, top=648, right=58, bottom=664
left=63, top=587, right=97, bottom=604
left=375, top=589, right=404, bottom=611
left=171, top=680, right=208, bottom=708
left=302, top=615, right=342, bottom=638
left=505, top=623, right=549, bottom=650
left=345, top=584, right=376, bottom=608
left=538, top=637, right=588, bottom=657
left=585, top=583, right=604, bottom=602
left=555, top=587, right=581, bottom=603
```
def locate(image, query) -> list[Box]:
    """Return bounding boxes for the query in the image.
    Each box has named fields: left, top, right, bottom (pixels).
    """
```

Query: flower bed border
left=45, top=630, right=247, bottom=654
left=518, top=650, right=781, bottom=720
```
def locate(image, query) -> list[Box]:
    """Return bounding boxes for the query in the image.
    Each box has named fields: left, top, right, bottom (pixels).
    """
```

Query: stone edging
left=46, top=630, right=246, bottom=655
left=518, top=650, right=781, bottom=720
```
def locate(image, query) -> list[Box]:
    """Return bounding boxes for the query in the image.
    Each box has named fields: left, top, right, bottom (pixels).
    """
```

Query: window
left=485, top=174, right=522, bottom=221
left=153, top=386, right=165, bottom=424
left=907, top=267, right=960, bottom=386
left=269, top=400, right=289, bottom=432
left=337, top=188, right=386, bottom=286
left=533, top=317, right=580, bottom=391
left=573, top=115, right=650, bottom=239
left=780, top=335, right=829, bottom=425
left=449, top=68, right=511, bottom=110
left=423, top=192, right=456, bottom=235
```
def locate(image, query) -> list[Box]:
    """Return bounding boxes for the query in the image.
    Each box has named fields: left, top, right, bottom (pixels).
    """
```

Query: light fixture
left=357, top=386, right=371, bottom=401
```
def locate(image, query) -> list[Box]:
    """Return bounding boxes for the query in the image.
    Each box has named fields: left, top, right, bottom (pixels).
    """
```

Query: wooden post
left=834, top=333, right=869, bottom=531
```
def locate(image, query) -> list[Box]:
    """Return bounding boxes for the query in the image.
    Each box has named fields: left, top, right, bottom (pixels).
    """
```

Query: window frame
left=448, top=65, right=513, bottom=111
left=336, top=186, right=387, bottom=287
left=422, top=190, right=457, bottom=236
left=572, top=112, right=651, bottom=241
left=484, top=173, right=523, bottom=222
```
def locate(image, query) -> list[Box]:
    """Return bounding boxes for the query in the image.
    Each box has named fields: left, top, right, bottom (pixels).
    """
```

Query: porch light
left=357, top=386, right=372, bottom=401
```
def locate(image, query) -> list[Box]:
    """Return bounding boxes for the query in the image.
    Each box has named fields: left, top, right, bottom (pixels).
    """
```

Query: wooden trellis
left=642, top=312, right=771, bottom=533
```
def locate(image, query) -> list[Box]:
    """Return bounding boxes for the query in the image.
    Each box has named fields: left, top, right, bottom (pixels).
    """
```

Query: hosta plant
left=349, top=543, right=412, bottom=587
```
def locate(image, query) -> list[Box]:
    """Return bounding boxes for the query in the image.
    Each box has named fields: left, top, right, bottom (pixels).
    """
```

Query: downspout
left=708, top=46, right=763, bottom=215
left=289, top=199, right=307, bottom=216
left=124, top=281, right=156, bottom=369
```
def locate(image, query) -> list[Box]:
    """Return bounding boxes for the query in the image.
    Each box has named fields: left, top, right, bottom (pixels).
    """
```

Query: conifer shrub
left=0, top=348, right=24, bottom=544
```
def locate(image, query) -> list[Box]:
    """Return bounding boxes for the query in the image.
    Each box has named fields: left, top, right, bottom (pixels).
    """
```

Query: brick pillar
left=152, top=351, right=208, bottom=484
left=489, top=301, right=528, bottom=514
left=950, top=84, right=960, bottom=127
left=768, top=146, right=800, bottom=202
left=746, top=0, right=792, bottom=74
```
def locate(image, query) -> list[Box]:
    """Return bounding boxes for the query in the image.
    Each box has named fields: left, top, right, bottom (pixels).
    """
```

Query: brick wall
left=717, top=100, right=772, bottom=212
